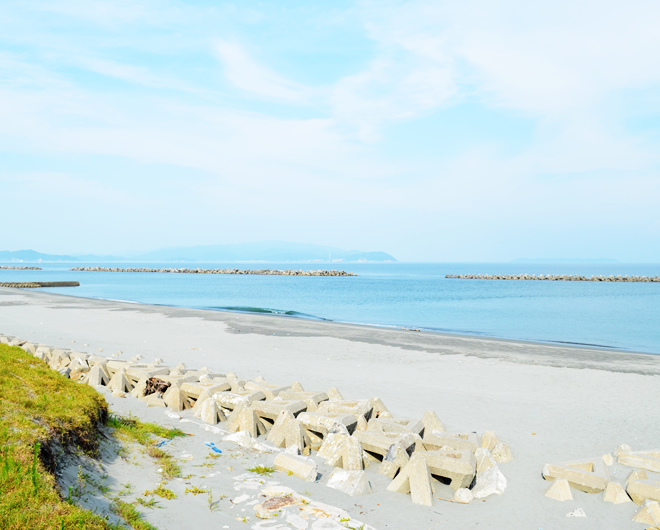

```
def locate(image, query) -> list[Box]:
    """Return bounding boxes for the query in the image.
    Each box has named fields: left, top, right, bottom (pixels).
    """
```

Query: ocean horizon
left=1, top=261, right=659, bottom=355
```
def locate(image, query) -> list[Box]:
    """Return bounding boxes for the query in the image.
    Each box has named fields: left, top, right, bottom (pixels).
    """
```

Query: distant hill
left=0, top=249, right=80, bottom=262
left=512, top=258, right=618, bottom=263
left=133, top=241, right=397, bottom=262
left=0, top=242, right=397, bottom=263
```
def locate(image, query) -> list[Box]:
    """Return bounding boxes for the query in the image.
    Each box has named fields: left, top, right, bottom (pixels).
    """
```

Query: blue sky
left=1, top=0, right=659, bottom=261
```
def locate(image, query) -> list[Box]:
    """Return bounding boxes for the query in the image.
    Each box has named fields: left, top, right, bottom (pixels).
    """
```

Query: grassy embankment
left=0, top=343, right=185, bottom=529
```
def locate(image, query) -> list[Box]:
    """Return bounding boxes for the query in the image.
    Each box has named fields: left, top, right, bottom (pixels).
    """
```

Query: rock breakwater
left=70, top=266, right=357, bottom=276
left=0, top=265, right=42, bottom=270
left=0, top=281, right=80, bottom=288
left=446, top=274, right=660, bottom=282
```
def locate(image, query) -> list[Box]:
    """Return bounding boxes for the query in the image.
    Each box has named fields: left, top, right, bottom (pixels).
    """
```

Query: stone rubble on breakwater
left=0, top=265, right=42, bottom=270
left=1, top=331, right=513, bottom=508
left=70, top=266, right=357, bottom=276
left=0, top=281, right=80, bottom=288
left=446, top=274, right=660, bottom=283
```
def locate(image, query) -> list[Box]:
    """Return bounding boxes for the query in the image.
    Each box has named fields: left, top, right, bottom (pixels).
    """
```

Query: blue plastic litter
left=205, top=441, right=222, bottom=454
left=155, top=439, right=171, bottom=448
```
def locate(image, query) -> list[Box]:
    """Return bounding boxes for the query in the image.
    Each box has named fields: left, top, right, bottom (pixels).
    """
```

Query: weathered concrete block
left=602, top=453, right=614, bottom=466
left=480, top=431, right=499, bottom=451
left=618, top=450, right=660, bottom=473
left=542, top=458, right=610, bottom=494
left=327, top=469, right=373, bottom=497
left=454, top=488, right=474, bottom=503
left=162, top=386, right=190, bottom=411
left=252, top=400, right=307, bottom=423
left=632, top=500, right=660, bottom=526
left=316, top=400, right=372, bottom=420
left=145, top=393, right=166, bottom=407
left=423, top=432, right=479, bottom=454
left=354, top=431, right=417, bottom=459
left=326, top=436, right=368, bottom=471
left=545, top=478, right=573, bottom=501
left=21, top=342, right=36, bottom=354
left=244, top=381, right=291, bottom=400
left=378, top=442, right=410, bottom=479
left=125, top=366, right=170, bottom=384
left=226, top=405, right=266, bottom=438
left=327, top=387, right=344, bottom=400
left=194, top=398, right=227, bottom=425
left=387, top=453, right=434, bottom=506
left=273, top=453, right=318, bottom=481
left=277, top=391, right=328, bottom=412
left=213, top=390, right=265, bottom=410
left=266, top=410, right=310, bottom=451
left=298, top=412, right=356, bottom=438
left=627, top=480, right=660, bottom=505
left=472, top=462, right=507, bottom=498
left=318, top=432, right=348, bottom=459
left=615, top=443, right=632, bottom=456
left=492, top=442, right=512, bottom=463
left=85, top=364, right=110, bottom=386
left=107, top=369, right=133, bottom=393
left=627, top=469, right=649, bottom=484
left=603, top=481, right=632, bottom=504
left=367, top=418, right=424, bottom=436
left=415, top=449, right=476, bottom=491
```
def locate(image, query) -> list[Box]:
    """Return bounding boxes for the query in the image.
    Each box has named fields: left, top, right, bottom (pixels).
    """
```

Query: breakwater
left=0, top=281, right=80, bottom=288
left=0, top=266, right=42, bottom=270
left=69, top=266, right=357, bottom=277
left=446, top=274, right=660, bottom=282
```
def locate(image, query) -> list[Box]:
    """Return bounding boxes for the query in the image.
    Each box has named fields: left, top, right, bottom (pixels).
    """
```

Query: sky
left=1, top=0, right=659, bottom=262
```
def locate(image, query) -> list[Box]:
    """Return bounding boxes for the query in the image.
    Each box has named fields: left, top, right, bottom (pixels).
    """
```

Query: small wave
left=209, top=306, right=330, bottom=321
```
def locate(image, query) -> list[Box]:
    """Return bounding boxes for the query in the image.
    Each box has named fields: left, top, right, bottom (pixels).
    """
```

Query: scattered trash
left=205, top=441, right=222, bottom=454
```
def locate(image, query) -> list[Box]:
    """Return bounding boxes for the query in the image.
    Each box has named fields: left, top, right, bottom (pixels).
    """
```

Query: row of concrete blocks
left=7, top=336, right=512, bottom=507
left=542, top=444, right=660, bottom=525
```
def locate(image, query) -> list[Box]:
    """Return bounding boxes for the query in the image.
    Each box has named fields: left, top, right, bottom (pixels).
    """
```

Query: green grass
left=110, top=499, right=157, bottom=530
left=247, top=465, right=275, bottom=476
left=0, top=343, right=113, bottom=529
left=143, top=485, right=176, bottom=500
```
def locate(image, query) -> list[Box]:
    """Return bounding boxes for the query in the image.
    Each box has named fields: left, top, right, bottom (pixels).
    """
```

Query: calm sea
left=1, top=262, right=659, bottom=354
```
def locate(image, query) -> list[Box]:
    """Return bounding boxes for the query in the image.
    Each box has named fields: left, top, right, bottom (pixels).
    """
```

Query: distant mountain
left=0, top=242, right=397, bottom=263
left=133, top=241, right=397, bottom=262
left=512, top=258, right=618, bottom=263
left=0, top=249, right=80, bottom=262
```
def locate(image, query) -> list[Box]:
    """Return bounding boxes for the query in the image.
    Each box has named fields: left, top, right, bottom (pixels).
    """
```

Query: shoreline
left=3, top=286, right=660, bottom=374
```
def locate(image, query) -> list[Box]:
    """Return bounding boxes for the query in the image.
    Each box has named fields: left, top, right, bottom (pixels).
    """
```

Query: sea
left=1, top=262, right=659, bottom=355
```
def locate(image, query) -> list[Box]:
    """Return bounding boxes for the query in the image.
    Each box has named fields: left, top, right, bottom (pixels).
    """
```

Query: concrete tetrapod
left=544, top=479, right=573, bottom=501
left=378, top=442, right=410, bottom=479
left=273, top=453, right=318, bottom=482
left=194, top=397, right=227, bottom=425
left=225, top=404, right=266, bottom=438
left=326, top=436, right=369, bottom=471
left=632, top=500, right=660, bottom=526
left=413, top=450, right=476, bottom=491
left=603, top=481, right=632, bottom=504
left=266, top=410, right=311, bottom=452
left=542, top=458, right=610, bottom=494
left=423, top=432, right=479, bottom=454
left=386, top=453, right=434, bottom=506
left=627, top=480, right=660, bottom=505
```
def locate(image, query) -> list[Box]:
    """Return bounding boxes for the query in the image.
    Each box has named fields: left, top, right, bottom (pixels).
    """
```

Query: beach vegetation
left=247, top=465, right=275, bottom=476
left=185, top=485, right=207, bottom=495
left=144, top=485, right=176, bottom=500
left=110, top=498, right=157, bottom=530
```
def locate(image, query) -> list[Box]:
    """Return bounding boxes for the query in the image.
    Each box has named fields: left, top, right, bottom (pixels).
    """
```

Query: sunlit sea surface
left=1, top=262, right=659, bottom=354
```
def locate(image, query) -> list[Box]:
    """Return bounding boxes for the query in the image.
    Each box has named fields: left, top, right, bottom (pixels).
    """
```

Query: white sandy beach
left=1, top=286, right=660, bottom=529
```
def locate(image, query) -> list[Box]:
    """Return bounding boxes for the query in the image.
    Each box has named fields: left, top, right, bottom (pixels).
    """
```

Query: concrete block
left=107, top=369, right=133, bottom=393
left=130, top=379, right=148, bottom=399
left=387, top=453, right=434, bottom=506
left=213, top=390, right=265, bottom=410
left=266, top=411, right=310, bottom=451
left=244, top=381, right=291, bottom=400
left=615, top=443, right=632, bottom=456
left=632, top=500, right=660, bottom=526
left=327, top=387, right=344, bottom=400
left=542, top=458, right=610, bottom=494
left=618, top=450, right=660, bottom=473
left=627, top=480, right=660, bottom=505
left=326, top=436, right=368, bottom=471
left=419, top=410, right=445, bottom=436
left=627, top=469, right=649, bottom=484
left=492, top=442, right=512, bottom=463
left=472, top=462, right=507, bottom=498
left=545, top=478, right=573, bottom=501
left=480, top=431, right=499, bottom=451
left=316, top=400, right=372, bottom=420
left=368, top=397, right=390, bottom=418
left=367, top=418, right=424, bottom=436
left=252, top=400, right=307, bottom=423
left=423, top=432, right=479, bottom=454
left=273, top=453, right=318, bottom=482
left=602, top=453, right=614, bottom=466
left=194, top=398, right=227, bottom=425
left=603, top=481, right=632, bottom=504
left=180, top=381, right=230, bottom=400
left=277, top=391, right=328, bottom=412
left=318, top=432, right=348, bottom=459
left=290, top=381, right=304, bottom=392
left=145, top=393, right=166, bottom=407
left=354, top=431, right=417, bottom=459
left=34, top=346, right=51, bottom=360
left=298, top=412, right=355, bottom=438
left=327, top=469, right=373, bottom=497
left=21, top=342, right=36, bottom=354
left=226, top=405, right=266, bottom=438
left=356, top=416, right=368, bottom=431
left=378, top=442, right=410, bottom=479
left=162, top=386, right=191, bottom=411
left=415, top=449, right=476, bottom=491
left=86, top=364, right=110, bottom=386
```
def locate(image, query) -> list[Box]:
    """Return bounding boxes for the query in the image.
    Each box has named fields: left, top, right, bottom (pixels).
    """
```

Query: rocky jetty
left=446, top=274, right=660, bottom=283
left=70, top=266, right=357, bottom=277
left=0, top=265, right=42, bottom=270
left=0, top=281, right=80, bottom=288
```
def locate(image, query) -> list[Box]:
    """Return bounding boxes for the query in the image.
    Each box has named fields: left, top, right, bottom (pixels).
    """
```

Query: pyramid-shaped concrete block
left=632, top=500, right=660, bottom=526
left=542, top=458, right=610, bottom=493
left=603, top=481, right=632, bottom=504
left=626, top=469, right=648, bottom=484
left=492, top=442, right=513, bottom=463
left=327, top=469, right=373, bottom=497
left=414, top=449, right=476, bottom=491
left=318, top=432, right=348, bottom=459
left=194, top=398, right=226, bottom=425
left=386, top=453, right=434, bottom=506
left=107, top=369, right=133, bottom=393
left=86, top=364, right=110, bottom=386
left=226, top=405, right=266, bottom=438
left=162, top=386, right=189, bottom=411
left=544, top=478, right=573, bottom=501
left=326, top=436, right=367, bottom=471
left=378, top=442, right=410, bottom=479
